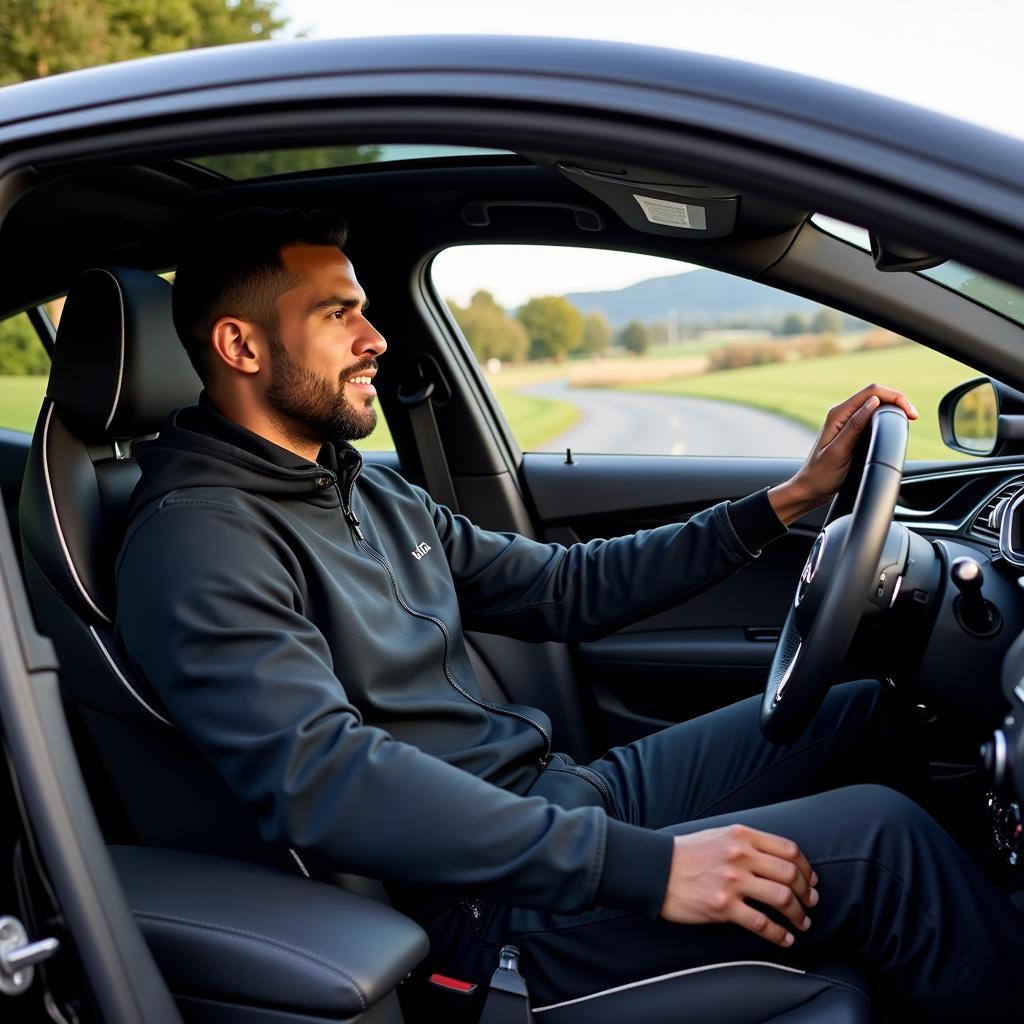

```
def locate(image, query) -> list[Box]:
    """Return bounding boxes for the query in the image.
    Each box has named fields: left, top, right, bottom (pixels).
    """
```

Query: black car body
left=0, top=34, right=1023, bottom=1023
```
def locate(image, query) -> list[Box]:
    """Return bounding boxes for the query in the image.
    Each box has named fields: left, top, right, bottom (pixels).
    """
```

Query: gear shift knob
left=950, top=557, right=996, bottom=634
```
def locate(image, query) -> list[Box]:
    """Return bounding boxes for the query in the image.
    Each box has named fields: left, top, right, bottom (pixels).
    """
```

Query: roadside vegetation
left=444, top=290, right=979, bottom=459
left=627, top=344, right=976, bottom=461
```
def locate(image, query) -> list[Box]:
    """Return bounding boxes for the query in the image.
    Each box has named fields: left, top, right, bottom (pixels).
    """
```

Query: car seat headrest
left=47, top=267, right=201, bottom=441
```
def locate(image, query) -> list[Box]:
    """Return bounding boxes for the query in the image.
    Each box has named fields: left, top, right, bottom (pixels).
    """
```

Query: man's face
left=264, top=243, right=387, bottom=444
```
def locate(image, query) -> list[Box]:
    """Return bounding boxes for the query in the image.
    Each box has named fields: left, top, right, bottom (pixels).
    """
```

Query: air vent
left=972, top=481, right=1024, bottom=540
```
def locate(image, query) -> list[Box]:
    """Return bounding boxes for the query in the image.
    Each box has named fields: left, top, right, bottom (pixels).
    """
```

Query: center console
left=109, top=846, right=429, bottom=1024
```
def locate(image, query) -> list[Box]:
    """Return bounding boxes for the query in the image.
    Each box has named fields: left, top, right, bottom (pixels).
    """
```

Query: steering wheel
left=760, top=406, right=909, bottom=745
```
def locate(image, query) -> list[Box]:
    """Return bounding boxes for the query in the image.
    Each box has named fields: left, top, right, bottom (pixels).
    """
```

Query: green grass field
left=0, top=376, right=47, bottom=433
left=0, top=345, right=977, bottom=462
left=622, top=345, right=979, bottom=461
left=350, top=384, right=579, bottom=452
left=0, top=376, right=578, bottom=456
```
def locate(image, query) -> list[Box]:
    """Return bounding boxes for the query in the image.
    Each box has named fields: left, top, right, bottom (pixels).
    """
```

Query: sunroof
left=190, top=144, right=513, bottom=180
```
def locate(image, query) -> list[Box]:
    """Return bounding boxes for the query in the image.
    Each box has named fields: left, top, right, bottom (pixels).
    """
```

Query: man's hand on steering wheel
left=767, top=384, right=919, bottom=527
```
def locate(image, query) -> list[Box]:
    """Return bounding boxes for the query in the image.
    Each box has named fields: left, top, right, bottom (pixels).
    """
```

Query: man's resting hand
left=660, top=824, right=819, bottom=947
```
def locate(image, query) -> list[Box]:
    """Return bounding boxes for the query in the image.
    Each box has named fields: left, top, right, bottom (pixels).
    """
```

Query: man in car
left=116, top=208, right=1024, bottom=1020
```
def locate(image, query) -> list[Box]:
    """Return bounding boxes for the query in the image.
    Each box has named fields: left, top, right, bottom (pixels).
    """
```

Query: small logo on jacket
left=411, top=541, right=432, bottom=561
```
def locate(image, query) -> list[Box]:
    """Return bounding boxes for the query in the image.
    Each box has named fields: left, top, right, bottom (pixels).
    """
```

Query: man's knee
left=832, top=783, right=932, bottom=835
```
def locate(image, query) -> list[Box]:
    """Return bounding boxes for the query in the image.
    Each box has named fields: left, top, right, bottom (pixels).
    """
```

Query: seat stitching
left=801, top=968, right=871, bottom=1001
left=87, top=626, right=172, bottom=726
left=40, top=401, right=111, bottom=624
left=532, top=960, right=806, bottom=1014
left=92, top=268, right=126, bottom=432
left=134, top=910, right=367, bottom=1010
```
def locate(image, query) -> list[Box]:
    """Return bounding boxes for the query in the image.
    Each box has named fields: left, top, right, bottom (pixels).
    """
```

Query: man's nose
left=354, top=319, right=387, bottom=357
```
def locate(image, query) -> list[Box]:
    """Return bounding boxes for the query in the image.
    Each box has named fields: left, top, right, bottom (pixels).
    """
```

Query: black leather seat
left=19, top=266, right=874, bottom=1023
left=18, top=266, right=293, bottom=871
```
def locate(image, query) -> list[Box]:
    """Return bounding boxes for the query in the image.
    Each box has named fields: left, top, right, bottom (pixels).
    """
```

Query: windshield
left=811, top=214, right=1024, bottom=327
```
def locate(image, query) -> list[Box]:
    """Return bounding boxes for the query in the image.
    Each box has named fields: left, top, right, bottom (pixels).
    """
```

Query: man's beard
left=265, top=332, right=378, bottom=444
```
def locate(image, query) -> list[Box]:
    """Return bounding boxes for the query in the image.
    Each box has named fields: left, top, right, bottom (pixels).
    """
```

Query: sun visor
left=556, top=162, right=738, bottom=239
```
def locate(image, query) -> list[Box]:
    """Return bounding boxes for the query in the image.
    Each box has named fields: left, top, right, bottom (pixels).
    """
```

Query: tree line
left=449, top=290, right=849, bottom=366
left=0, top=1, right=324, bottom=181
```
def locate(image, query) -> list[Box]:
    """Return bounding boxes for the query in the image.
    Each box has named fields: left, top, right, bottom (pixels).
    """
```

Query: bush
left=0, top=313, right=48, bottom=375
left=617, top=320, right=651, bottom=356
left=708, top=342, right=788, bottom=371
left=857, top=329, right=911, bottom=351
left=796, top=334, right=841, bottom=359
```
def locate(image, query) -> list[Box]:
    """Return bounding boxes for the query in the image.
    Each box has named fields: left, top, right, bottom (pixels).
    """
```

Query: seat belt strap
left=479, top=946, right=533, bottom=1024
left=399, top=380, right=461, bottom=514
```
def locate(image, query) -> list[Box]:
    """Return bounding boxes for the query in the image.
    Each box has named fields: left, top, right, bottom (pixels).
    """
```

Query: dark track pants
left=424, top=680, right=1024, bottom=1020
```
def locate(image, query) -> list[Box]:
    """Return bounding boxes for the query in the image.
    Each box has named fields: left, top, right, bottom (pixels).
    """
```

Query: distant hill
left=563, top=269, right=821, bottom=327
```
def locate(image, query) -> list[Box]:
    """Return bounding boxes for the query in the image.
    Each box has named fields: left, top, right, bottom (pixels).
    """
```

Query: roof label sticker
left=633, top=194, right=707, bottom=230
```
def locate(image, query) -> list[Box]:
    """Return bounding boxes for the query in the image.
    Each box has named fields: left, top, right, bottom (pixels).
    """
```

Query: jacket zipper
left=333, top=469, right=553, bottom=764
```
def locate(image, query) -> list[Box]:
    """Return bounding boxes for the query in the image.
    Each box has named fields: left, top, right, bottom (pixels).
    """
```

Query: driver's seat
left=19, top=266, right=875, bottom=1024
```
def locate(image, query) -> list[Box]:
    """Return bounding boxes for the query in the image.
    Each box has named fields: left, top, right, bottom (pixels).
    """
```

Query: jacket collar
left=187, top=390, right=365, bottom=504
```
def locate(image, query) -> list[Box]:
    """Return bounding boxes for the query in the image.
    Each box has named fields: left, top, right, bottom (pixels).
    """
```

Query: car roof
left=1, top=35, right=1023, bottom=385
left=2, top=35, right=1020, bottom=179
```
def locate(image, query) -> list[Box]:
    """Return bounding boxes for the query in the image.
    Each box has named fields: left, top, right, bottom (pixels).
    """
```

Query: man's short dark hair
left=172, top=208, right=348, bottom=384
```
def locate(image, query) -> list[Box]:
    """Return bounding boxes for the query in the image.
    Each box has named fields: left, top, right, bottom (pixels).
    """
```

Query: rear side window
left=0, top=311, right=49, bottom=432
left=430, top=244, right=978, bottom=462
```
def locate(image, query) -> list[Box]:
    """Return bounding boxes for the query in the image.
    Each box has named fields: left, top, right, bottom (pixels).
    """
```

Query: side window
left=0, top=310, right=50, bottom=432
left=431, top=244, right=978, bottom=461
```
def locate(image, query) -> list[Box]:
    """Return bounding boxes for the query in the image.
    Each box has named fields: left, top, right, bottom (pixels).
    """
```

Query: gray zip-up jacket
left=115, top=393, right=786, bottom=919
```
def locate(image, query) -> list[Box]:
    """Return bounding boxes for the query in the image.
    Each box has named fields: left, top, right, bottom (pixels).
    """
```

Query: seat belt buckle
left=429, top=973, right=478, bottom=996
left=479, top=945, right=533, bottom=1024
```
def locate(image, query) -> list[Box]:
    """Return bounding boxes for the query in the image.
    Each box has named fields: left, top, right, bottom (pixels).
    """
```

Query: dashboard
left=892, top=460, right=1024, bottom=872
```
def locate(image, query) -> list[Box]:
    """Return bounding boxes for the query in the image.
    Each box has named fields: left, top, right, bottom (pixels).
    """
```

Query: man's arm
left=429, top=384, right=918, bottom=644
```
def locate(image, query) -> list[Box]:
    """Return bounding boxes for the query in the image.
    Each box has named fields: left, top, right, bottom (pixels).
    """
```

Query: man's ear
left=210, top=317, right=263, bottom=376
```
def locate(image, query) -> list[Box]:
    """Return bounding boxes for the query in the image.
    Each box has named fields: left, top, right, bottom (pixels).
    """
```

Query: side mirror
left=939, top=377, right=1024, bottom=456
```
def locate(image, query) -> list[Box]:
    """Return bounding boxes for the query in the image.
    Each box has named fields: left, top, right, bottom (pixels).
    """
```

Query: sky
left=278, top=0, right=1023, bottom=306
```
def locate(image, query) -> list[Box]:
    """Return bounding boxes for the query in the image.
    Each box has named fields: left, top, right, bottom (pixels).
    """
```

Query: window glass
left=0, top=311, right=49, bottom=432
left=351, top=410, right=393, bottom=452
left=431, top=244, right=979, bottom=461
left=190, top=145, right=513, bottom=180
left=811, top=214, right=1024, bottom=327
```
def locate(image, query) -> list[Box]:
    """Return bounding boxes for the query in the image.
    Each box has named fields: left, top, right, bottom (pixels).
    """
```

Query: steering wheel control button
left=950, top=556, right=1001, bottom=637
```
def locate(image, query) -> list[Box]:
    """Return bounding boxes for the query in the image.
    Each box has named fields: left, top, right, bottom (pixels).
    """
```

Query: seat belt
left=397, top=359, right=461, bottom=514
left=479, top=946, right=533, bottom=1024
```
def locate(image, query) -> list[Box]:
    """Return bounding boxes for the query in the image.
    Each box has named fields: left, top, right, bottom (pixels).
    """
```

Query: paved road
left=522, top=381, right=817, bottom=457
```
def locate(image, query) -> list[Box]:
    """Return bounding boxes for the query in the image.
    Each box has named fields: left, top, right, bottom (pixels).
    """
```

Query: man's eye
left=331, top=309, right=346, bottom=320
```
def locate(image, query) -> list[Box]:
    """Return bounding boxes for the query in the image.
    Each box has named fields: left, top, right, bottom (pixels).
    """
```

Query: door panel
left=521, top=451, right=821, bottom=740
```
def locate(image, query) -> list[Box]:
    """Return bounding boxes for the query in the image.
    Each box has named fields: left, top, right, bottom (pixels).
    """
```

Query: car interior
left=1, top=127, right=1024, bottom=1024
